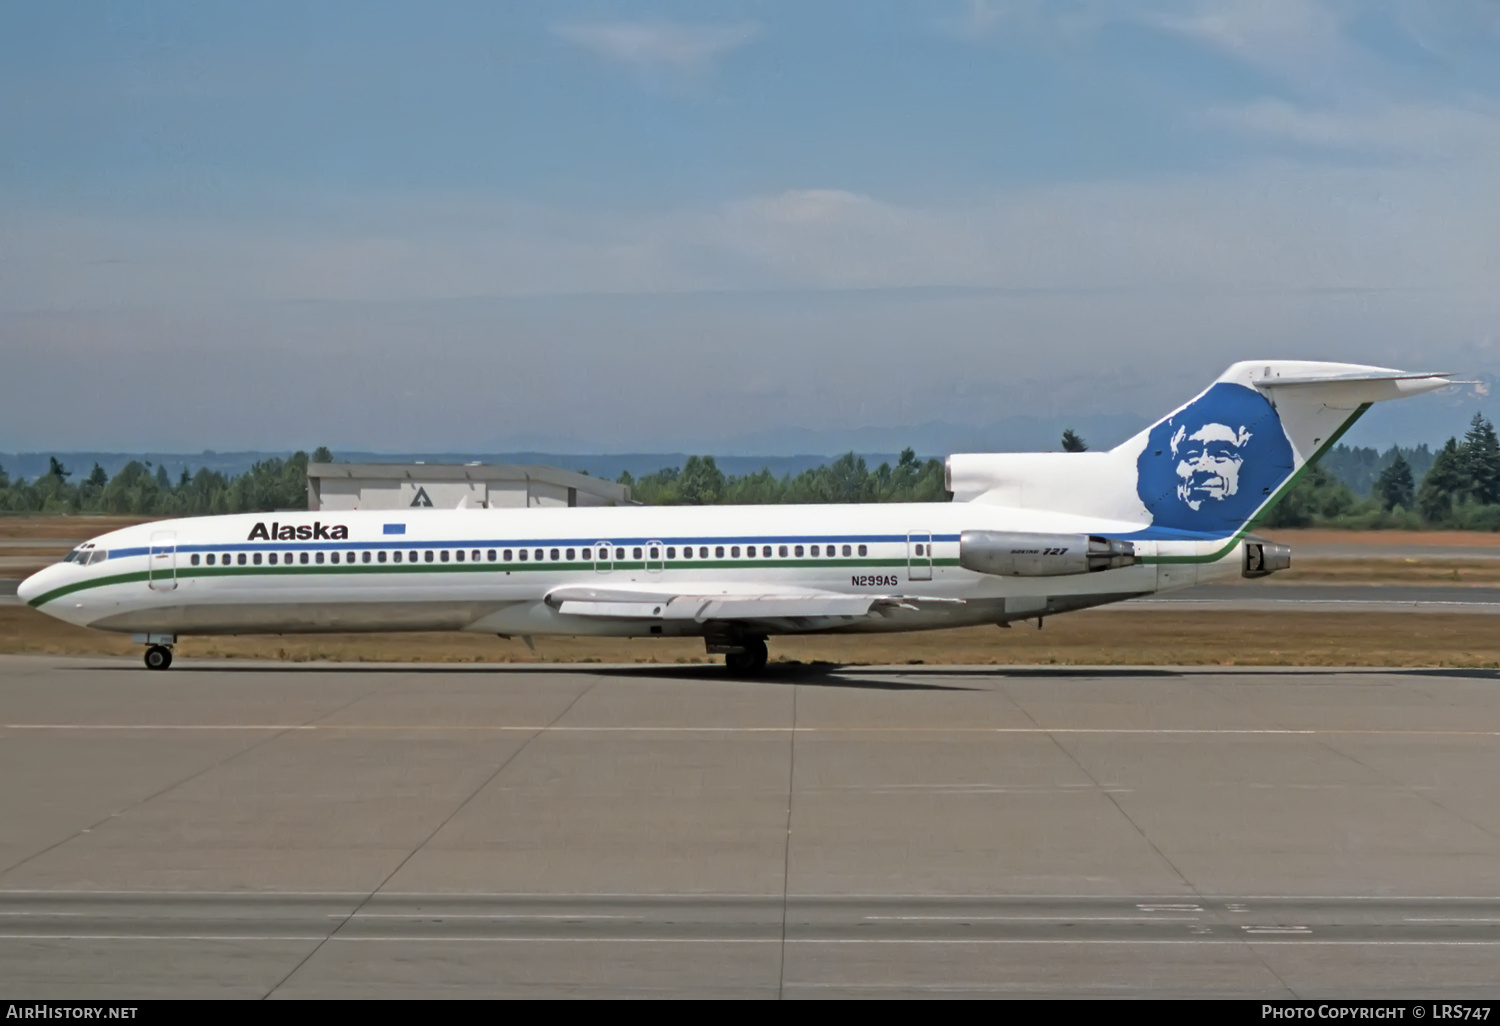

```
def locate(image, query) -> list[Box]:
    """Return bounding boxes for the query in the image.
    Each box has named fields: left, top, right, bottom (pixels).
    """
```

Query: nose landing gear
left=144, top=645, right=173, bottom=670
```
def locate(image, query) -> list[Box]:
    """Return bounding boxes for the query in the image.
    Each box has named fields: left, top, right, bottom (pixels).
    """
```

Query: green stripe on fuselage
left=28, top=557, right=964, bottom=609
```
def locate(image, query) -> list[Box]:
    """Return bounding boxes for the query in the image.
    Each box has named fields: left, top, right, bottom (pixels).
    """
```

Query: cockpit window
left=87, top=550, right=108, bottom=565
left=61, top=549, right=83, bottom=564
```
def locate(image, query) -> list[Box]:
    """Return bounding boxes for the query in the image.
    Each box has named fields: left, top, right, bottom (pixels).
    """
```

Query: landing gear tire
left=725, top=638, right=769, bottom=675
left=144, top=645, right=173, bottom=671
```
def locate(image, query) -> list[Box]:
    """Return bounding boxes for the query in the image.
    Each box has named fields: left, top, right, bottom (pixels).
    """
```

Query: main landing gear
left=144, top=645, right=173, bottom=671
left=723, top=637, right=769, bottom=675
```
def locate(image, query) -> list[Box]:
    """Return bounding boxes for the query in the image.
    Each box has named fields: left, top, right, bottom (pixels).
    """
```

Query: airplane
left=19, top=361, right=1451, bottom=672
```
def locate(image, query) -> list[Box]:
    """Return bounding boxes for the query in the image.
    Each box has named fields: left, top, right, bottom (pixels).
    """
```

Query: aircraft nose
left=16, top=566, right=56, bottom=607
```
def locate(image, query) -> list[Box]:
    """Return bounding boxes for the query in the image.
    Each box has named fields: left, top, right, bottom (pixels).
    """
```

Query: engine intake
left=959, top=531, right=1136, bottom=577
left=1243, top=538, right=1292, bottom=578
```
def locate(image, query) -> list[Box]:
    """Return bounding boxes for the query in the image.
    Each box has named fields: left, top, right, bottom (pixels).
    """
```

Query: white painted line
left=1403, top=917, right=1500, bottom=923
left=1138, top=904, right=1203, bottom=912
left=9, top=724, right=1500, bottom=737
left=863, top=915, right=1199, bottom=922
left=0, top=935, right=1496, bottom=946
left=341, top=913, right=636, bottom=920
left=1242, top=926, right=1312, bottom=934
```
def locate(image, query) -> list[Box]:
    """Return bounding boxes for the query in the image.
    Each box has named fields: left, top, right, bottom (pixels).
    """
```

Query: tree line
left=5, top=418, right=1500, bottom=529
left=1257, top=414, right=1500, bottom=529
left=618, top=449, right=949, bottom=505
left=0, top=449, right=328, bottom=516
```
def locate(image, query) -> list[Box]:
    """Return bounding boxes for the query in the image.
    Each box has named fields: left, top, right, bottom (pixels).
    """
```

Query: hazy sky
left=3, top=1, right=1499, bottom=453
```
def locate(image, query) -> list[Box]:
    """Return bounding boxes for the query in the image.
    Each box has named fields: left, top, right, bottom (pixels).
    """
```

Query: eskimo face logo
left=1138, top=383, right=1293, bottom=531
left=1172, top=422, right=1252, bottom=510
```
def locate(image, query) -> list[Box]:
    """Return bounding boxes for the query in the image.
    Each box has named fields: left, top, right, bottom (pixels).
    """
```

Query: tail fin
left=1121, top=361, right=1450, bottom=534
left=948, top=361, right=1450, bottom=535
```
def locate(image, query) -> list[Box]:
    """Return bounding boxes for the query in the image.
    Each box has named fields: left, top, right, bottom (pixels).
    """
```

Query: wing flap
left=547, top=584, right=902, bottom=622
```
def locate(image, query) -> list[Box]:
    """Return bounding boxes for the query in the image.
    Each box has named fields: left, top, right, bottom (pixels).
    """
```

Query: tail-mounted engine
left=959, top=531, right=1136, bottom=578
left=1242, top=537, right=1292, bottom=578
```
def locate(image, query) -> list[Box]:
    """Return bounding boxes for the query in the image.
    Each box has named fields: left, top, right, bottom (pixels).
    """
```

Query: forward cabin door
left=907, top=531, right=933, bottom=581
left=148, top=531, right=178, bottom=591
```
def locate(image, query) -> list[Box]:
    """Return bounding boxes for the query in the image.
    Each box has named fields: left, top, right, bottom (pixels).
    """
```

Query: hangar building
left=306, top=463, right=631, bottom=511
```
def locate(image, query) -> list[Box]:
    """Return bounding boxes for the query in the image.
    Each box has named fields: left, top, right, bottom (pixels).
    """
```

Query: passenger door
left=907, top=531, right=933, bottom=581
left=148, top=531, right=177, bottom=592
left=594, top=541, right=613, bottom=574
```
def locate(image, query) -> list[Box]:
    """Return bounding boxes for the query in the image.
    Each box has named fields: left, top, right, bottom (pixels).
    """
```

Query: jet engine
left=959, top=531, right=1136, bottom=577
left=1242, top=538, right=1292, bottom=578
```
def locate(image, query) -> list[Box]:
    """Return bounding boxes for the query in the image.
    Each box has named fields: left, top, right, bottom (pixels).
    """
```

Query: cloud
left=552, top=20, right=761, bottom=73
left=1210, top=98, right=1500, bottom=158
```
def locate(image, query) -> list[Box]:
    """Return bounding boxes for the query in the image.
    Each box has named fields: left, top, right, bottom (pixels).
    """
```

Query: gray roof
left=306, top=463, right=630, bottom=500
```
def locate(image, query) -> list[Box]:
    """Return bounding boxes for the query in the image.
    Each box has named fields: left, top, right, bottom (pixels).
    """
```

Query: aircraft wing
left=545, top=584, right=963, bottom=628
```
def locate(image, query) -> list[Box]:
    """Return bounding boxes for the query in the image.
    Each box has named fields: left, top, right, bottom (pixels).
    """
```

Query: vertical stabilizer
left=1116, top=361, right=1450, bottom=535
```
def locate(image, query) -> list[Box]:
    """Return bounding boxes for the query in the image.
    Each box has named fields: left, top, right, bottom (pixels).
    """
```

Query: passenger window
left=580, top=548, right=590, bottom=561
left=238, top=553, right=248, bottom=566
left=615, top=548, right=625, bottom=560
left=254, top=553, right=264, bottom=566
left=505, top=550, right=514, bottom=561
left=535, top=549, right=544, bottom=561
left=455, top=550, right=465, bottom=562
left=701, top=547, right=709, bottom=558
left=731, top=546, right=741, bottom=558
left=667, top=547, right=676, bottom=559
left=315, top=552, right=325, bottom=564
left=409, top=551, right=418, bottom=562
left=632, top=547, right=642, bottom=559
left=809, top=545, right=819, bottom=557
left=563, top=548, right=573, bottom=560
left=779, top=545, right=788, bottom=557
left=762, top=546, right=771, bottom=557
left=424, top=550, right=435, bottom=563
left=269, top=553, right=279, bottom=565
left=299, top=552, right=308, bottom=565
left=286, top=553, right=293, bottom=564
left=858, top=544, right=868, bottom=556
left=206, top=554, right=215, bottom=566
left=440, top=551, right=450, bottom=563
left=330, top=552, right=339, bottom=564
left=842, top=545, right=851, bottom=557
left=794, top=545, right=804, bottom=557
left=472, top=550, right=480, bottom=562
left=358, top=551, right=367, bottom=564
left=716, top=546, right=725, bottom=558
left=345, top=551, right=354, bottom=563
left=488, top=550, right=497, bottom=561
left=519, top=550, right=528, bottom=561
left=649, top=547, right=659, bottom=559
left=551, top=549, right=560, bottom=561
left=378, top=551, right=387, bottom=563
left=914, top=543, right=924, bottom=556
left=191, top=554, right=201, bottom=566
left=393, top=551, right=402, bottom=563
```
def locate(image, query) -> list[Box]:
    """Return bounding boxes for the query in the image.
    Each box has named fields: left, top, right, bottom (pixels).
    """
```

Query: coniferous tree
left=1418, top=438, right=1464, bottom=523
left=1375, top=452, right=1415, bottom=511
left=1461, top=414, right=1500, bottom=505
left=1060, top=429, right=1088, bottom=452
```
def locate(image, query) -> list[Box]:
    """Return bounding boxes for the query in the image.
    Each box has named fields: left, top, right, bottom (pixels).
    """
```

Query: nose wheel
left=144, top=645, right=173, bottom=671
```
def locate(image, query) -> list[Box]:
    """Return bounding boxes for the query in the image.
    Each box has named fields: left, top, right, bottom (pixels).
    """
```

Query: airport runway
left=3, top=656, right=1500, bottom=998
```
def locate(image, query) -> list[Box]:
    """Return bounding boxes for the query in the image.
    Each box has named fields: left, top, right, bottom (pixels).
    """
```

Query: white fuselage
left=19, top=502, right=1244, bottom=640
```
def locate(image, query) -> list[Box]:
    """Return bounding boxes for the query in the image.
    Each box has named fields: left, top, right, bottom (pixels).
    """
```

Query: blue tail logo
left=1136, top=383, right=1294, bottom=533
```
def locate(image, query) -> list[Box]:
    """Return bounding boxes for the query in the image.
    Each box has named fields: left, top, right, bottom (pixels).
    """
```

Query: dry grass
left=0, top=515, right=161, bottom=540
left=2, top=604, right=1496, bottom=668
